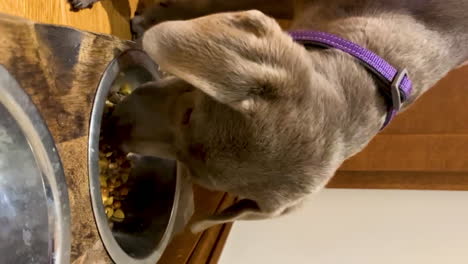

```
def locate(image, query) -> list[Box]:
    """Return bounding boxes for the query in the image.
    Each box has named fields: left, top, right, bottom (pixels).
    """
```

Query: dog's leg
left=456, top=60, right=468, bottom=69
left=190, top=199, right=275, bottom=233
left=132, top=0, right=294, bottom=38
left=190, top=197, right=304, bottom=233
left=69, top=0, right=100, bottom=10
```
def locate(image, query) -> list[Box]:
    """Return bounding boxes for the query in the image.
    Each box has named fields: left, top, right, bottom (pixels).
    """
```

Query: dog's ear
left=142, top=10, right=310, bottom=112
left=190, top=199, right=275, bottom=233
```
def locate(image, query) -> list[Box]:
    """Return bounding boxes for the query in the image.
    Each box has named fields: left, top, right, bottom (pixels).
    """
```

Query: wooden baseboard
left=188, top=194, right=236, bottom=264
left=340, top=134, right=468, bottom=171
left=157, top=188, right=237, bottom=264
left=328, top=171, right=468, bottom=190
left=206, top=223, right=233, bottom=264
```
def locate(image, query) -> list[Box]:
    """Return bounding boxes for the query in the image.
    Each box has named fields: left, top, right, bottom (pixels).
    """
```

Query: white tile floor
left=219, top=189, right=468, bottom=264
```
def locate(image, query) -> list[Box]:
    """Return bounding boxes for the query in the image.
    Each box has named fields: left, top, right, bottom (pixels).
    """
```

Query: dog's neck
left=292, top=3, right=466, bottom=101
left=289, top=1, right=468, bottom=157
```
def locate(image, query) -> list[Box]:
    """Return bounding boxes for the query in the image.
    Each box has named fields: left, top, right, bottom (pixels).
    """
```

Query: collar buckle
left=390, top=68, right=408, bottom=112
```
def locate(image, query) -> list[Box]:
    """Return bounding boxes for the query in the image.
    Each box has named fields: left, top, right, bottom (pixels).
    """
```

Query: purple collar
left=288, top=30, right=413, bottom=129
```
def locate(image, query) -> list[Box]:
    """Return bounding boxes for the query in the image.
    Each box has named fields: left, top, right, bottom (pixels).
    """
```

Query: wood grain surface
left=157, top=190, right=236, bottom=264
left=340, top=134, right=468, bottom=171
left=328, top=171, right=468, bottom=190
left=0, top=0, right=139, bottom=40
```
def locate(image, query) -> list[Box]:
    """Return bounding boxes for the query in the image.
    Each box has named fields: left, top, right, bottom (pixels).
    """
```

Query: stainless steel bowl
left=0, top=65, right=71, bottom=263
left=88, top=49, right=181, bottom=264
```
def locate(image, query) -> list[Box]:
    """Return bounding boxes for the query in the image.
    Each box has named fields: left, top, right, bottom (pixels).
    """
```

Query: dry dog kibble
left=98, top=82, right=134, bottom=224
left=119, top=187, right=129, bottom=196
left=113, top=201, right=121, bottom=209
left=105, top=207, right=114, bottom=219
left=112, top=209, right=125, bottom=222
left=99, top=145, right=131, bottom=222
left=119, top=83, right=132, bottom=95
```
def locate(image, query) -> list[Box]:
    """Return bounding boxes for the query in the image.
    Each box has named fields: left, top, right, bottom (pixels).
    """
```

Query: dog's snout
left=101, top=112, right=131, bottom=151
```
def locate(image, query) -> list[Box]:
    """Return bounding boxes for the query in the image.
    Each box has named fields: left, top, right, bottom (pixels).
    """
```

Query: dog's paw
left=69, top=0, right=99, bottom=11
left=132, top=0, right=205, bottom=34
left=190, top=220, right=213, bottom=234
left=130, top=15, right=147, bottom=40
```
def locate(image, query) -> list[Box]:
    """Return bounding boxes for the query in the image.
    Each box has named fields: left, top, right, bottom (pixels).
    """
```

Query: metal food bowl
left=0, top=65, right=70, bottom=263
left=88, top=49, right=181, bottom=264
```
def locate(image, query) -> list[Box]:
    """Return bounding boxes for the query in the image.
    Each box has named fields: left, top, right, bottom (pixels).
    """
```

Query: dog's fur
left=84, top=0, right=468, bottom=232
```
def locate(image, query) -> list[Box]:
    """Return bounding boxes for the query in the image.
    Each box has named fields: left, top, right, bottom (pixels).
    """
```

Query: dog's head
left=112, top=10, right=348, bottom=232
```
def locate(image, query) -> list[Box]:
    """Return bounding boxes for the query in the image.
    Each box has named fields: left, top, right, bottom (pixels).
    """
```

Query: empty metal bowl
left=0, top=65, right=70, bottom=263
left=88, top=49, right=181, bottom=264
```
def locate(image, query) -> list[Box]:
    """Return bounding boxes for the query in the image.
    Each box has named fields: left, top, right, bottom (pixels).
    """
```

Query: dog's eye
left=182, top=108, right=193, bottom=125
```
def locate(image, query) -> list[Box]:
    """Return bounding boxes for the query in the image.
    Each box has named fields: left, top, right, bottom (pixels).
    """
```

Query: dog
left=79, top=0, right=468, bottom=232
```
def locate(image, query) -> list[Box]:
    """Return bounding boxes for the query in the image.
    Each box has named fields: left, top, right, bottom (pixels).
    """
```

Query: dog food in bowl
left=89, top=49, right=181, bottom=264
left=99, top=83, right=132, bottom=225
